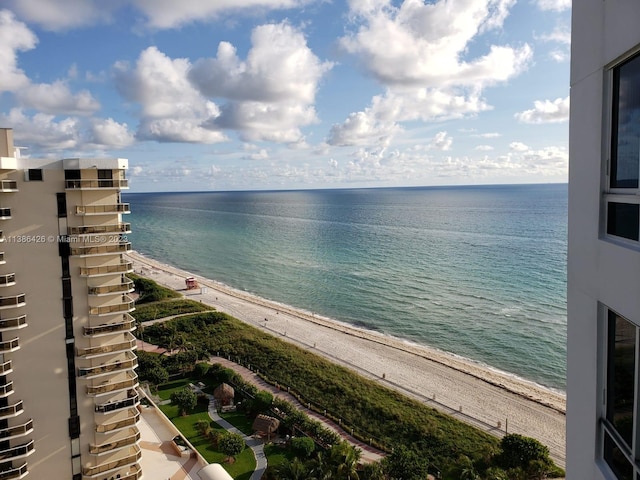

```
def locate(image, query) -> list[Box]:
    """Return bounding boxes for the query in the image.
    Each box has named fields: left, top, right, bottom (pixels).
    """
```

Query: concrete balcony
left=76, top=204, right=131, bottom=215
left=0, top=273, right=15, bottom=287
left=94, top=391, right=139, bottom=414
left=68, top=223, right=131, bottom=236
left=78, top=351, right=137, bottom=379
left=0, top=420, right=33, bottom=441
left=89, top=427, right=140, bottom=455
left=0, top=208, right=11, bottom=220
left=0, top=294, right=25, bottom=310
left=95, top=408, right=140, bottom=434
left=0, top=180, right=18, bottom=192
left=0, top=440, right=34, bottom=462
left=81, top=445, right=141, bottom=478
left=83, top=314, right=136, bottom=337
left=65, top=178, right=129, bottom=190
left=0, top=252, right=5, bottom=265
left=0, top=338, right=19, bottom=354
left=0, top=231, right=5, bottom=243
left=0, top=315, right=27, bottom=332
left=0, top=360, right=13, bottom=375
left=80, top=261, right=133, bottom=278
left=0, top=462, right=28, bottom=480
left=88, top=279, right=134, bottom=296
left=0, top=380, right=13, bottom=398
left=71, top=242, right=132, bottom=257
left=87, top=373, right=138, bottom=397
left=76, top=332, right=137, bottom=358
left=0, top=401, right=23, bottom=420
left=89, top=297, right=135, bottom=317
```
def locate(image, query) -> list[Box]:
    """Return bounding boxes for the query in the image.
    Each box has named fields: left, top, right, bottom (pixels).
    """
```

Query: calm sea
left=124, top=184, right=567, bottom=390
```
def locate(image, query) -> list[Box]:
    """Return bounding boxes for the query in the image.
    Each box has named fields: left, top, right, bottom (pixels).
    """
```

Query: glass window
left=27, top=169, right=43, bottom=181
left=608, top=203, right=640, bottom=240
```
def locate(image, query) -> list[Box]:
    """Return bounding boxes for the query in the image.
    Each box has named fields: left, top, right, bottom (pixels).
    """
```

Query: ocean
left=124, top=184, right=567, bottom=391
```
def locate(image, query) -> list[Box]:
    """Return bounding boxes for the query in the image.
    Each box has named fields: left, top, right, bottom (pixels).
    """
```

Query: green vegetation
left=132, top=298, right=212, bottom=322
left=170, top=387, right=198, bottom=416
left=128, top=273, right=181, bottom=303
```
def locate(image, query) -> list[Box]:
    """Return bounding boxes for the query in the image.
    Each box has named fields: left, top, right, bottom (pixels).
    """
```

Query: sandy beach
left=127, top=250, right=566, bottom=467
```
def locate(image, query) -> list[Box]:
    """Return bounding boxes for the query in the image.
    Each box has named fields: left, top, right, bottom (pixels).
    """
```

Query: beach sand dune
left=127, top=251, right=566, bottom=468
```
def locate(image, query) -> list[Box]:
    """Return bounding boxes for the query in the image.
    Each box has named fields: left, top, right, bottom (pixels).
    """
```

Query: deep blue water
left=124, top=184, right=567, bottom=390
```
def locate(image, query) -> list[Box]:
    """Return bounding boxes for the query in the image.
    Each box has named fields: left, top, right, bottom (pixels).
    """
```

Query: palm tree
left=328, top=442, right=361, bottom=480
left=276, top=458, right=309, bottom=480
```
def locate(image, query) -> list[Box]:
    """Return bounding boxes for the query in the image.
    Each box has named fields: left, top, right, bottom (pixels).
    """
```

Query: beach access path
left=128, top=251, right=566, bottom=468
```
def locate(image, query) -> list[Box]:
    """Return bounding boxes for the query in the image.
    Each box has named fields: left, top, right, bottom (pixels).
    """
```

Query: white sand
left=128, top=251, right=566, bottom=467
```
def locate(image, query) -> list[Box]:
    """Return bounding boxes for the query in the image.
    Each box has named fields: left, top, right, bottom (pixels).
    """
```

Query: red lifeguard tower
left=185, top=277, right=199, bottom=290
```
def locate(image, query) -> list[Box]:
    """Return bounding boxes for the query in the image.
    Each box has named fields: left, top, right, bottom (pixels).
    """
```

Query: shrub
left=290, top=436, right=315, bottom=457
left=219, top=432, right=246, bottom=458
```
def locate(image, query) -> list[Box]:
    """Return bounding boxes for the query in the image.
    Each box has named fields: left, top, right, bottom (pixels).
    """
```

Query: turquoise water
left=124, top=184, right=567, bottom=390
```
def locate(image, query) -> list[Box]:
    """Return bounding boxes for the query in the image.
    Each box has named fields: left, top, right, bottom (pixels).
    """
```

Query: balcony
left=95, top=408, right=140, bottom=434
left=83, top=314, right=136, bottom=337
left=89, top=428, right=140, bottom=455
left=71, top=242, right=132, bottom=257
left=0, top=338, right=19, bottom=354
left=0, top=274, right=15, bottom=287
left=88, top=279, right=134, bottom=296
left=0, top=295, right=25, bottom=310
left=0, top=420, right=33, bottom=441
left=0, top=181, right=18, bottom=192
left=0, top=315, right=27, bottom=332
left=0, top=360, right=13, bottom=375
left=78, top=351, right=137, bottom=379
left=81, top=445, right=141, bottom=478
left=0, top=462, right=28, bottom=480
left=65, top=178, right=129, bottom=190
left=0, top=401, right=23, bottom=420
left=89, top=297, right=135, bottom=316
left=87, top=373, right=138, bottom=396
left=0, top=209, right=10, bottom=220
left=0, top=232, right=4, bottom=243
left=76, top=204, right=131, bottom=215
left=94, top=392, right=139, bottom=413
left=77, top=333, right=137, bottom=358
left=113, top=464, right=142, bottom=480
left=0, top=380, right=13, bottom=398
left=0, top=252, right=5, bottom=265
left=80, top=261, right=133, bottom=278
left=0, top=440, right=34, bottom=462
left=68, top=223, right=131, bottom=236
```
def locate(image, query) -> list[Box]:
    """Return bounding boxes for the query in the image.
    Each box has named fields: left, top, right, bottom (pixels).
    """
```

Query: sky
left=0, top=0, right=571, bottom=192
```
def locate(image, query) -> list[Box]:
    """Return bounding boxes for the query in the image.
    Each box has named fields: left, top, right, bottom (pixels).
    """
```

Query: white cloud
left=428, top=131, right=452, bottom=151
left=246, top=149, right=269, bottom=160
left=515, top=96, right=570, bottom=124
left=475, top=144, right=494, bottom=151
left=0, top=10, right=38, bottom=91
left=89, top=118, right=135, bottom=148
left=16, top=81, right=100, bottom=115
left=191, top=22, right=332, bottom=143
left=114, top=46, right=226, bottom=144
left=4, top=0, right=115, bottom=31
left=539, top=25, right=571, bottom=45
left=510, top=141, right=529, bottom=151
left=472, top=132, right=501, bottom=138
left=535, top=0, right=571, bottom=12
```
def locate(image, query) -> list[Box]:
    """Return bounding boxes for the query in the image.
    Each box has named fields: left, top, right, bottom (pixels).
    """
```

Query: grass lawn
left=220, top=410, right=254, bottom=435
left=156, top=378, right=193, bottom=401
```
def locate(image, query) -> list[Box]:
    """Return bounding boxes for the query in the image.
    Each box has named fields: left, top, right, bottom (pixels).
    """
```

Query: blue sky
left=0, top=0, right=571, bottom=192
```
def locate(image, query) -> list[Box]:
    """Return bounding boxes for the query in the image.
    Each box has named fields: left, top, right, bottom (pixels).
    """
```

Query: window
left=25, top=169, right=43, bottom=181
left=602, top=309, right=640, bottom=479
left=606, top=51, right=640, bottom=242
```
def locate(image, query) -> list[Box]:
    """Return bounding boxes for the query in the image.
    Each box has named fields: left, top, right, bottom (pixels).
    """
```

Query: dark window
left=56, top=193, right=67, bottom=218
left=64, top=170, right=81, bottom=180
left=604, top=433, right=634, bottom=480
left=62, top=278, right=72, bottom=298
left=98, top=169, right=112, bottom=188
left=27, top=169, right=43, bottom=181
left=608, top=203, right=640, bottom=240
left=61, top=256, right=70, bottom=277
left=612, top=52, right=640, bottom=189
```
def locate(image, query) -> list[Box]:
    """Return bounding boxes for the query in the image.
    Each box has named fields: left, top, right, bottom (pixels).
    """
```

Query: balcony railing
left=89, top=297, right=135, bottom=316
left=65, top=179, right=129, bottom=190
left=80, top=261, right=133, bottom=277
left=77, top=334, right=137, bottom=358
left=0, top=338, right=19, bottom=353
left=0, top=294, right=25, bottom=310
left=0, top=401, right=23, bottom=419
left=0, top=209, right=10, bottom=220
left=81, top=445, right=141, bottom=477
left=0, top=420, right=33, bottom=441
left=0, top=462, right=28, bottom=480
left=83, top=314, right=136, bottom=337
left=0, top=252, right=5, bottom=264
left=0, top=315, right=27, bottom=332
left=115, top=464, right=142, bottom=480
left=0, top=231, right=4, bottom=243
left=76, top=204, right=131, bottom=215
left=0, top=180, right=18, bottom=192
left=94, top=392, right=139, bottom=413
left=0, top=440, right=34, bottom=462
left=71, top=242, right=132, bottom=257
left=0, top=380, right=13, bottom=398
left=78, top=352, right=137, bottom=379
left=89, top=428, right=140, bottom=455
left=95, top=409, right=139, bottom=434
left=0, top=361, right=12, bottom=375
left=68, top=223, right=131, bottom=236
left=87, top=374, right=138, bottom=396
left=0, top=274, right=15, bottom=287
left=88, top=279, right=134, bottom=296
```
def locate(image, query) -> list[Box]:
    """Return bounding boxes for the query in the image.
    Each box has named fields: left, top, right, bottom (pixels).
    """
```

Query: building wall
left=568, top=2, right=640, bottom=479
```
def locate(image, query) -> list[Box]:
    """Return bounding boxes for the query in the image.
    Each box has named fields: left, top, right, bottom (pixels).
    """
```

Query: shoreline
left=127, top=250, right=566, bottom=465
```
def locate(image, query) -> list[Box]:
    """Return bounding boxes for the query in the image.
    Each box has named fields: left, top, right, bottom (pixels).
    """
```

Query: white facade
left=0, top=128, right=140, bottom=479
left=568, top=2, right=640, bottom=479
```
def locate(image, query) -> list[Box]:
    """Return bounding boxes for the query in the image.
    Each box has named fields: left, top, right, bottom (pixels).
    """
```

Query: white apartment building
left=568, top=2, right=640, bottom=479
left=0, top=128, right=140, bottom=479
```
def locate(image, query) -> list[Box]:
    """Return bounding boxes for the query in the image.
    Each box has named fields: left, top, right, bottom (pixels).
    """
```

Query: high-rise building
left=0, top=128, right=140, bottom=479
left=568, top=3, right=640, bottom=479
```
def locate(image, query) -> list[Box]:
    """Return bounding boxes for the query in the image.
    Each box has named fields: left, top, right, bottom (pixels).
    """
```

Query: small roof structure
left=252, top=414, right=280, bottom=435
left=213, top=383, right=234, bottom=405
left=198, top=463, right=234, bottom=480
